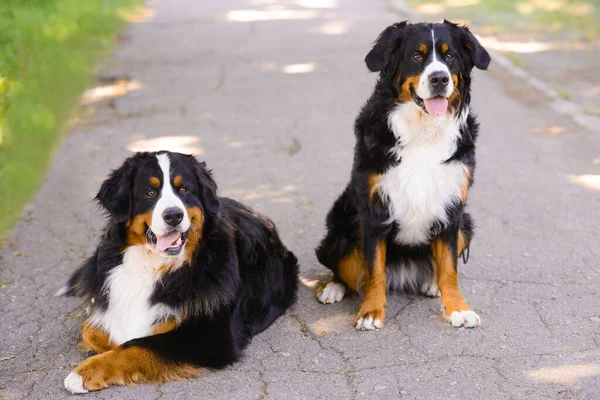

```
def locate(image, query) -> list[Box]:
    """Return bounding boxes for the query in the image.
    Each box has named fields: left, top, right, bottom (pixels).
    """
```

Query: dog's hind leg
left=79, top=321, right=115, bottom=354
left=318, top=244, right=371, bottom=304
left=64, top=314, right=240, bottom=394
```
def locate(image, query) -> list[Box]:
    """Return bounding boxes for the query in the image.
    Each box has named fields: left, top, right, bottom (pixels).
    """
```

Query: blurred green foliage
left=409, top=0, right=600, bottom=41
left=0, top=0, right=141, bottom=237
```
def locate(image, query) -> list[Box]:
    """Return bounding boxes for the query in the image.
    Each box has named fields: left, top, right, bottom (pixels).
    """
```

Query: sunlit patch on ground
left=568, top=174, right=600, bottom=191
left=479, top=36, right=585, bottom=53
left=260, top=62, right=317, bottom=74
left=223, top=8, right=319, bottom=22
left=81, top=80, right=143, bottom=105
left=310, top=315, right=354, bottom=335
left=282, top=63, right=316, bottom=74
left=310, top=20, right=349, bottom=35
left=127, top=136, right=203, bottom=154
left=531, top=125, right=565, bottom=135
left=525, top=363, right=600, bottom=384
left=415, top=3, right=446, bottom=14
left=220, top=183, right=309, bottom=205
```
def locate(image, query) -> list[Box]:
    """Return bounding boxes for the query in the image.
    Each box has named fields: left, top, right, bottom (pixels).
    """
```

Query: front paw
left=64, top=372, right=88, bottom=394
left=64, top=353, right=114, bottom=393
left=443, top=307, right=481, bottom=328
left=354, top=303, right=385, bottom=331
left=317, top=281, right=346, bottom=304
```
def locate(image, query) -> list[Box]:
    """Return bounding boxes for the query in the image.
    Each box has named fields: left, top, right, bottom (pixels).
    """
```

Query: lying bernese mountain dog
left=58, top=151, right=298, bottom=393
left=316, top=21, right=490, bottom=330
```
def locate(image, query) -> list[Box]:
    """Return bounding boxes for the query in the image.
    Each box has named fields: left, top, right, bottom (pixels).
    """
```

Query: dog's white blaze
left=380, top=103, right=469, bottom=245
left=417, top=28, right=453, bottom=100
left=88, top=246, right=180, bottom=345
left=152, top=153, right=190, bottom=237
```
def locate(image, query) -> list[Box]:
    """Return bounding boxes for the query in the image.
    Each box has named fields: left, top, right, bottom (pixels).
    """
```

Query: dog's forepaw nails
left=64, top=372, right=88, bottom=394
left=448, top=310, right=481, bottom=328
left=355, top=315, right=383, bottom=331
left=317, top=281, right=346, bottom=304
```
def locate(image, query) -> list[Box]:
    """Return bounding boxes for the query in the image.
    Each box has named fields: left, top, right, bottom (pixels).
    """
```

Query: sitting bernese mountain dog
left=316, top=21, right=490, bottom=330
left=58, top=151, right=298, bottom=393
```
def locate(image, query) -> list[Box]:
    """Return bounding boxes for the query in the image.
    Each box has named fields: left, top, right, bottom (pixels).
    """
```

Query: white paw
left=421, top=281, right=440, bottom=297
left=318, top=282, right=346, bottom=304
left=446, top=310, right=481, bottom=328
left=355, top=315, right=382, bottom=331
left=64, top=372, right=88, bottom=394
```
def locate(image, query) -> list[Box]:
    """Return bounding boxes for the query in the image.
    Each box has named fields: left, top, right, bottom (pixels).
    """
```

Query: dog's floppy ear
left=96, top=156, right=138, bottom=223
left=365, top=21, right=408, bottom=72
left=189, top=157, right=220, bottom=218
left=446, top=20, right=490, bottom=70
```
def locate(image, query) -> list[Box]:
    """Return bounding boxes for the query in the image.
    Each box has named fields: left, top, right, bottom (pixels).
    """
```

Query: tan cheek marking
left=396, top=74, right=422, bottom=103
left=173, top=175, right=182, bottom=188
left=448, top=73, right=462, bottom=113
left=442, top=43, right=449, bottom=53
left=184, top=206, right=204, bottom=264
left=150, top=177, right=160, bottom=188
left=71, top=346, right=203, bottom=390
left=126, top=211, right=153, bottom=246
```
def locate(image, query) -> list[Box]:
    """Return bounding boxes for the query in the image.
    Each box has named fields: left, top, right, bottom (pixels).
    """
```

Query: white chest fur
left=378, top=104, right=469, bottom=245
left=89, top=246, right=179, bottom=346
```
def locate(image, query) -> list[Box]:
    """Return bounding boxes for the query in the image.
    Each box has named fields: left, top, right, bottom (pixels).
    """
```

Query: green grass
left=0, top=0, right=141, bottom=238
left=408, top=0, right=600, bottom=42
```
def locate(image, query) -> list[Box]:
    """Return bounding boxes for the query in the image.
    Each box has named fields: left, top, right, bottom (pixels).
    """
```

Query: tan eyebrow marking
left=441, top=43, right=449, bottom=53
left=418, top=44, right=427, bottom=54
left=173, top=175, right=182, bottom=187
left=150, top=177, right=160, bottom=188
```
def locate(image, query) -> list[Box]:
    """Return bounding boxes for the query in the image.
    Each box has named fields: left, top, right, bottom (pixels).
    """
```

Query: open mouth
left=411, top=87, right=449, bottom=117
left=146, top=227, right=188, bottom=256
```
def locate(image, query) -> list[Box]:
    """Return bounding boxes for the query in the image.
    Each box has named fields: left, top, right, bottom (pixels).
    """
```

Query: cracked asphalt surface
left=1, top=0, right=600, bottom=399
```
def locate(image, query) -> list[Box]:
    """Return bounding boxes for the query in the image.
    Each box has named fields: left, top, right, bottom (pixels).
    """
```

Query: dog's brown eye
left=147, top=190, right=156, bottom=197
left=179, top=187, right=187, bottom=194
left=445, top=52, right=454, bottom=61
left=412, top=53, right=423, bottom=61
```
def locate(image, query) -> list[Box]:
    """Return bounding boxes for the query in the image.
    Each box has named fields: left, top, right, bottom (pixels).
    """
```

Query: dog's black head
left=365, top=20, right=490, bottom=116
left=96, top=151, right=220, bottom=258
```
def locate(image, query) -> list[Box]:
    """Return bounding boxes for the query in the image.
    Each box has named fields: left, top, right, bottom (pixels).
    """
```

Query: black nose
left=162, top=207, right=184, bottom=227
left=429, top=71, right=450, bottom=90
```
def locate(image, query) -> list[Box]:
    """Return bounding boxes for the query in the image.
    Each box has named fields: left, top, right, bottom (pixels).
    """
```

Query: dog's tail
left=55, top=248, right=99, bottom=297
left=55, top=266, right=83, bottom=297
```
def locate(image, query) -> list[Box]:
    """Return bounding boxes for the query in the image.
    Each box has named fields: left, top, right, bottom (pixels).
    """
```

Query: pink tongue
left=423, top=97, right=448, bottom=117
left=155, top=231, right=181, bottom=253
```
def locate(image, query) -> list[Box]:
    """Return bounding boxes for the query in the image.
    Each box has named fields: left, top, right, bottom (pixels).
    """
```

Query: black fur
left=62, top=151, right=298, bottom=372
left=317, top=21, right=488, bottom=293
